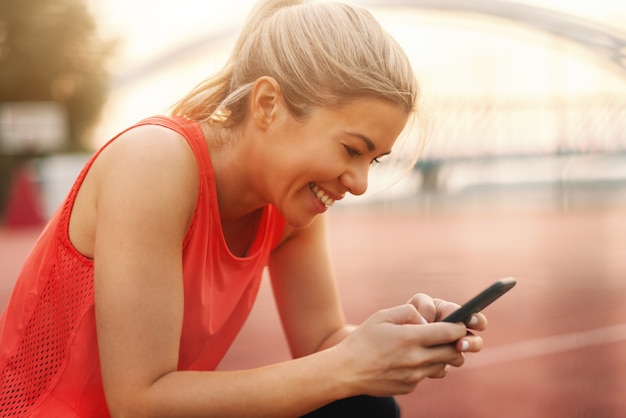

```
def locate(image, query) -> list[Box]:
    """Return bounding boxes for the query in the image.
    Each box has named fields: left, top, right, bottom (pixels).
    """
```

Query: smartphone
left=441, top=278, right=517, bottom=324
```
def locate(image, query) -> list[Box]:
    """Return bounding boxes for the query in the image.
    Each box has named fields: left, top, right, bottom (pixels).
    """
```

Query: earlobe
left=250, top=76, right=282, bottom=130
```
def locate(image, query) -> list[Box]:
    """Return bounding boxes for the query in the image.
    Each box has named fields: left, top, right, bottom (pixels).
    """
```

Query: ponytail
left=172, top=0, right=307, bottom=124
left=172, top=0, right=426, bottom=192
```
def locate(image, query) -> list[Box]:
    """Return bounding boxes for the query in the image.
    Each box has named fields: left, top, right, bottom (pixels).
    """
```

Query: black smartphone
left=442, top=278, right=517, bottom=324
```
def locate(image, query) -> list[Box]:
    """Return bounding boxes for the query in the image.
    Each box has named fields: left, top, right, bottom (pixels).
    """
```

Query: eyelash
left=344, top=145, right=381, bottom=165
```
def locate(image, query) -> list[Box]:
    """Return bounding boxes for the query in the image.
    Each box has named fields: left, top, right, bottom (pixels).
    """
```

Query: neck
left=201, top=122, right=265, bottom=221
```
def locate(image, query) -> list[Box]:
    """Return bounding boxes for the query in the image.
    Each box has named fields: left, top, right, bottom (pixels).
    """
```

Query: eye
left=344, top=144, right=384, bottom=165
left=343, top=145, right=361, bottom=158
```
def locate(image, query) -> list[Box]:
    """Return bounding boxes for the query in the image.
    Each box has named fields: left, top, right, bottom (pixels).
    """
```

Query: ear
left=249, top=76, right=282, bottom=130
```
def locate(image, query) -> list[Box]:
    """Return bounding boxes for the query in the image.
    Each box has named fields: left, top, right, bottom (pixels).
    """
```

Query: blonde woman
left=0, top=1, right=486, bottom=416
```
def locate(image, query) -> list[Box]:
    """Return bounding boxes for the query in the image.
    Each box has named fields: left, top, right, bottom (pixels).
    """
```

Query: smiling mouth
left=309, top=183, right=336, bottom=208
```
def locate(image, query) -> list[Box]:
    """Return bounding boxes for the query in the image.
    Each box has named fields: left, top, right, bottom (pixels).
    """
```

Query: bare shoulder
left=97, top=124, right=197, bottom=171
left=95, top=124, right=198, bottom=187
left=70, top=124, right=199, bottom=257
left=94, top=123, right=200, bottom=223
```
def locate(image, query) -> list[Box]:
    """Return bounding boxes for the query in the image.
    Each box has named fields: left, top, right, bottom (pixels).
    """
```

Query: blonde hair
left=173, top=0, right=429, bottom=190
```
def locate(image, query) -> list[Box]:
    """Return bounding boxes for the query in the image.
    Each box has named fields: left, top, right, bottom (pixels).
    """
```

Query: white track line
left=464, top=323, right=626, bottom=370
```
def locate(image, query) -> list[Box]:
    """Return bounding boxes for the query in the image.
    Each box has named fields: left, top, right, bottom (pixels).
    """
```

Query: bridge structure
left=358, top=0, right=626, bottom=164
left=111, top=0, right=626, bottom=167
left=360, top=0, right=626, bottom=75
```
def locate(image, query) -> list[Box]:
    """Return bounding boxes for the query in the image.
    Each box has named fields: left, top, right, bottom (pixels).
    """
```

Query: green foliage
left=0, top=0, right=113, bottom=215
left=0, top=0, right=114, bottom=151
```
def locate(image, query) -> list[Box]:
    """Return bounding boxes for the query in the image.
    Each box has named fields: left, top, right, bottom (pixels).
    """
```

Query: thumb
left=376, top=304, right=428, bottom=326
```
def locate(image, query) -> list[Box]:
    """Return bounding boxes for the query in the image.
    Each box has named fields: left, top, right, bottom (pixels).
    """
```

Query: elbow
left=104, top=387, right=162, bottom=418
left=106, top=399, right=147, bottom=418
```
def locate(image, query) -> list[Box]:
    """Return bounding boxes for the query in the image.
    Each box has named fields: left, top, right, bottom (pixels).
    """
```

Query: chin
left=282, top=212, right=318, bottom=230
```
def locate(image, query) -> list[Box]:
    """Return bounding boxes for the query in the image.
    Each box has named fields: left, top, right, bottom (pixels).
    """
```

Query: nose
left=339, top=163, right=369, bottom=196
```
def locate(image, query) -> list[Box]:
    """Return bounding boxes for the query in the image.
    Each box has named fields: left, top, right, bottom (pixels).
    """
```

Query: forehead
left=312, top=97, right=409, bottom=150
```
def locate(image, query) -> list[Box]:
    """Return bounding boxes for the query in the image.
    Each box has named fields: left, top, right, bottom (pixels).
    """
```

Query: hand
left=333, top=304, right=470, bottom=397
left=407, top=293, right=487, bottom=353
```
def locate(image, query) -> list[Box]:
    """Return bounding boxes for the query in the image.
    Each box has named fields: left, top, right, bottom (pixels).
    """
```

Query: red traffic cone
left=4, top=164, right=46, bottom=229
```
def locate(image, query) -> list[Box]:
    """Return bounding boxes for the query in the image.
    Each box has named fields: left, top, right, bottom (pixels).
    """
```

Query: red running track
left=1, top=205, right=625, bottom=417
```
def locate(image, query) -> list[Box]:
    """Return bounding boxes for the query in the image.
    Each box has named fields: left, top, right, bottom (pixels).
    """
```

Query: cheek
left=305, top=160, right=344, bottom=181
left=274, top=132, right=346, bottom=179
left=285, top=149, right=340, bottom=177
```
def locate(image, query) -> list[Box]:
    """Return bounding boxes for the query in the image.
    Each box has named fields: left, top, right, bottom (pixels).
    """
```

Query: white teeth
left=309, top=183, right=335, bottom=208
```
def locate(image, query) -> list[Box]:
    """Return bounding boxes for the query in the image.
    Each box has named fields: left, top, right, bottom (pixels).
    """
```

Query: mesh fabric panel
left=0, top=239, right=94, bottom=416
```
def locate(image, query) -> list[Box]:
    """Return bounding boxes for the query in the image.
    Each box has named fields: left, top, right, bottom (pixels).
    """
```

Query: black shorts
left=301, top=395, right=400, bottom=418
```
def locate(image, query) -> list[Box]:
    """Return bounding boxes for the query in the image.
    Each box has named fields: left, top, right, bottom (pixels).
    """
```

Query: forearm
left=109, top=347, right=352, bottom=418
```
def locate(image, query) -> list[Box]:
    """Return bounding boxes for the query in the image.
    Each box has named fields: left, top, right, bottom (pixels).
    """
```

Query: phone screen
left=441, top=278, right=516, bottom=324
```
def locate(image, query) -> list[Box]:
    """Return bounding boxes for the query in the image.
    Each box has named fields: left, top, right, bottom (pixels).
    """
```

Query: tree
left=0, top=0, right=113, bottom=213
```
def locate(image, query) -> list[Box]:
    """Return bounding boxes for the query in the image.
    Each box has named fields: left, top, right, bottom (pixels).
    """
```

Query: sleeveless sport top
left=0, top=116, right=286, bottom=416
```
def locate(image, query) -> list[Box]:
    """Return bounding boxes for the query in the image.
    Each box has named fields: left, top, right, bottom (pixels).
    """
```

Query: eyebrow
left=344, top=131, right=392, bottom=156
left=345, top=131, right=376, bottom=152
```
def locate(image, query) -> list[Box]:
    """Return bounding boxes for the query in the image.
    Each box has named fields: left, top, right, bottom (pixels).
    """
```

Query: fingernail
left=468, top=315, right=478, bottom=326
left=461, top=340, right=469, bottom=352
left=419, top=316, right=428, bottom=325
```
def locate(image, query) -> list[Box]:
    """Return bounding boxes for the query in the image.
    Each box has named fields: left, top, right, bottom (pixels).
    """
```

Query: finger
left=404, top=333, right=467, bottom=373
left=433, top=298, right=462, bottom=322
left=456, top=335, right=484, bottom=353
left=466, top=313, right=488, bottom=331
left=374, top=304, right=424, bottom=326
left=415, top=322, right=468, bottom=347
left=426, top=363, right=450, bottom=379
left=407, top=293, right=437, bottom=323
left=447, top=353, right=466, bottom=368
left=428, top=345, right=465, bottom=367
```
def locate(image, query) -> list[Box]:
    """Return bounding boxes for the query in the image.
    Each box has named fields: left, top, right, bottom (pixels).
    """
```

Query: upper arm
left=268, top=214, right=347, bottom=358
left=91, top=126, right=198, bottom=411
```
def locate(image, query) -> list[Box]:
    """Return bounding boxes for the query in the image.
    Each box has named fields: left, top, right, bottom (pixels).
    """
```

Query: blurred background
left=1, top=0, right=625, bottom=416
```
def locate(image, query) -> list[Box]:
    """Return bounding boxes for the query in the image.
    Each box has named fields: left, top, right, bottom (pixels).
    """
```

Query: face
left=257, top=97, right=409, bottom=229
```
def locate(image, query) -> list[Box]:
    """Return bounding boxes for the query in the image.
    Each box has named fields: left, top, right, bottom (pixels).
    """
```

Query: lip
left=311, top=194, right=329, bottom=213
left=308, top=182, right=343, bottom=212
left=312, top=183, right=344, bottom=201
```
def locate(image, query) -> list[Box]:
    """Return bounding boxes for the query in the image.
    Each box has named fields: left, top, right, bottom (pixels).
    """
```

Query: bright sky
left=86, top=0, right=626, bottom=151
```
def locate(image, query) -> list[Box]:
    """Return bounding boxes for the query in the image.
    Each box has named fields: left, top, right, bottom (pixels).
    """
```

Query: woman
left=0, top=0, right=486, bottom=416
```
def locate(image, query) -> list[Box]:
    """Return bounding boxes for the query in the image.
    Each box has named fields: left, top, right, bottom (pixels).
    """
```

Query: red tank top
left=0, top=116, right=285, bottom=416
